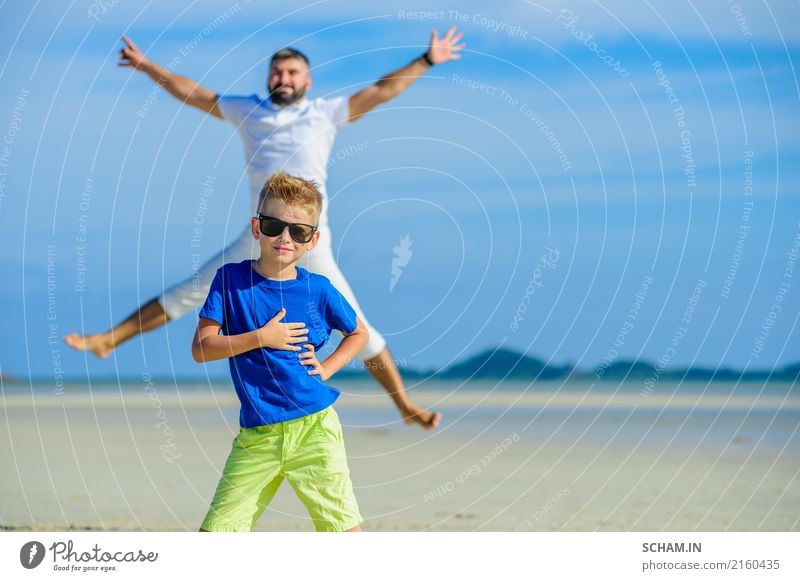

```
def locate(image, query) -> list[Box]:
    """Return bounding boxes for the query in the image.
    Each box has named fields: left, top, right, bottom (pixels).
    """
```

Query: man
left=65, top=27, right=466, bottom=429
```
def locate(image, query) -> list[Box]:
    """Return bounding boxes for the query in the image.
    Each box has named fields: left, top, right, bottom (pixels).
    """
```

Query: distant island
left=337, top=347, right=800, bottom=382
left=8, top=347, right=799, bottom=385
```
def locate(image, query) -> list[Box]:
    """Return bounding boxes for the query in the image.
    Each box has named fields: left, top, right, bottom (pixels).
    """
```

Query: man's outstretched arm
left=348, top=26, right=465, bottom=122
left=119, top=35, right=222, bottom=119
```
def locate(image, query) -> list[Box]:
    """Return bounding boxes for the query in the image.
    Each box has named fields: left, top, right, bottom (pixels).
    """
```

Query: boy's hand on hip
left=257, top=308, right=308, bottom=351
left=299, top=344, right=330, bottom=381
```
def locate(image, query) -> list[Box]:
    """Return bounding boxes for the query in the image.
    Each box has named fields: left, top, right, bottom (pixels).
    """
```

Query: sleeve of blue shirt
left=198, top=267, right=225, bottom=325
left=321, top=278, right=358, bottom=335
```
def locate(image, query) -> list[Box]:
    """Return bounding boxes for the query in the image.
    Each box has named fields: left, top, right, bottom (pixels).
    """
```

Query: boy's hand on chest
left=256, top=308, right=309, bottom=351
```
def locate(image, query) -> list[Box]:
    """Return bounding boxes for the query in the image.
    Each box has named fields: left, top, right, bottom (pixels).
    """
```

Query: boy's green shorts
left=201, top=406, right=361, bottom=532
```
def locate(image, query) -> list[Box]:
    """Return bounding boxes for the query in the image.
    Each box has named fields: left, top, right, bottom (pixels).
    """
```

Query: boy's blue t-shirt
left=198, top=260, right=358, bottom=428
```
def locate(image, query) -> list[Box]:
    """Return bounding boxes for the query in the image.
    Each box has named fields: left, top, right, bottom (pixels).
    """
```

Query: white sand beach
left=2, top=381, right=798, bottom=531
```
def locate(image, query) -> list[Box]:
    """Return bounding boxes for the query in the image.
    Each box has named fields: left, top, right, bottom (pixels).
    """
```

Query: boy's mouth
left=274, top=245, right=293, bottom=253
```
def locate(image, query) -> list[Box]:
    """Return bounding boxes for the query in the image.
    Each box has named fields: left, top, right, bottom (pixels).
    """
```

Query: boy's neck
left=254, top=258, right=298, bottom=281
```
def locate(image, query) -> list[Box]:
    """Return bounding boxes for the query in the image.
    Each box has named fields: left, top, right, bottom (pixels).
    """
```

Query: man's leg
left=302, top=232, right=441, bottom=429
left=64, top=228, right=256, bottom=358
left=364, top=347, right=441, bottom=429
left=64, top=299, right=168, bottom=359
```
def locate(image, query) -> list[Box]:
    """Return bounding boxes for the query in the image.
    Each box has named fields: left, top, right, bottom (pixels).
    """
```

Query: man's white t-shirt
left=217, top=95, right=350, bottom=228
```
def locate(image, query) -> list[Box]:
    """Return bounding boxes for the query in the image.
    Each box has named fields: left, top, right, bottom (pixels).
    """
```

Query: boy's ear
left=251, top=217, right=260, bottom=240
left=305, top=229, right=321, bottom=250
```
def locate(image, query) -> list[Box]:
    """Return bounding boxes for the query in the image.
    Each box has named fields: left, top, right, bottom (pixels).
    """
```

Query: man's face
left=267, top=57, right=311, bottom=107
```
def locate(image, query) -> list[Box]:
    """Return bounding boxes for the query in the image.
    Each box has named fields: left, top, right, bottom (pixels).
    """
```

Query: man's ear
left=251, top=217, right=260, bottom=240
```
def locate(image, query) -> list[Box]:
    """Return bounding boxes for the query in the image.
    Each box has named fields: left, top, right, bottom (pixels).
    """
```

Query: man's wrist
left=138, top=59, right=156, bottom=75
left=144, top=61, right=169, bottom=83
left=421, top=51, right=434, bottom=67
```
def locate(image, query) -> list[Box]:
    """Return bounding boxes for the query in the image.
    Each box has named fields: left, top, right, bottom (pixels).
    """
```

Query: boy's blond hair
left=258, top=172, right=323, bottom=221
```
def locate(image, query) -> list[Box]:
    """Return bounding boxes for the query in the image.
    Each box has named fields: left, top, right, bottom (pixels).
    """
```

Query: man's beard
left=269, top=84, right=306, bottom=107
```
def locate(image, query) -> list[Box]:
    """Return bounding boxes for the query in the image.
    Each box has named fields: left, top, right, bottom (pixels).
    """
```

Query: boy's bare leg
left=365, top=347, right=441, bottom=430
left=63, top=298, right=169, bottom=359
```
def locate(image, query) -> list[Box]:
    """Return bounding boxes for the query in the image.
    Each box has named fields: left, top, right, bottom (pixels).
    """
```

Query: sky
left=0, top=0, right=798, bottom=382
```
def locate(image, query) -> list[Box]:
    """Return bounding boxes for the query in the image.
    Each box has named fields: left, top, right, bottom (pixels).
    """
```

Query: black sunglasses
left=257, top=214, right=318, bottom=243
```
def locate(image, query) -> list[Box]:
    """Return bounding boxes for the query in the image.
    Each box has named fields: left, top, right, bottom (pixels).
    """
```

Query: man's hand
left=298, top=344, right=330, bottom=380
left=116, top=34, right=222, bottom=118
left=426, top=26, right=466, bottom=64
left=347, top=26, right=466, bottom=121
left=257, top=308, right=308, bottom=351
left=118, top=36, right=150, bottom=71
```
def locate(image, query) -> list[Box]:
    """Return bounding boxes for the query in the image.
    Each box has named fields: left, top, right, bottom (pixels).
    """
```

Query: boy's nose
left=279, top=226, right=293, bottom=242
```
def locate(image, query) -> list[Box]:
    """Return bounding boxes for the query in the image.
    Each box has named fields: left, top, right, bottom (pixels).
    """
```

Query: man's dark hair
left=270, top=47, right=310, bottom=67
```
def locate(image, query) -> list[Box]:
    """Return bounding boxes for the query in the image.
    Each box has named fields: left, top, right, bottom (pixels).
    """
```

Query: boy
left=191, top=172, right=368, bottom=532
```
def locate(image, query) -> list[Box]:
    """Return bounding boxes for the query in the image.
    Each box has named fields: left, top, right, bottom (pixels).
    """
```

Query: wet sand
left=2, top=383, right=798, bottom=531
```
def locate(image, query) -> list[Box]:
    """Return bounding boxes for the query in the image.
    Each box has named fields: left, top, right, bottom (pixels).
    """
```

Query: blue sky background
left=0, top=0, right=798, bottom=381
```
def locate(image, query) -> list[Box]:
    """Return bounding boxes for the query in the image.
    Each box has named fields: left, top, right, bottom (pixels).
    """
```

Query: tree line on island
left=340, top=347, right=800, bottom=382
left=7, top=347, right=797, bottom=385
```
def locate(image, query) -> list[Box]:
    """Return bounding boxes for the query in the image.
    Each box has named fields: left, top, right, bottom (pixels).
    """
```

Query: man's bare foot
left=63, top=333, right=114, bottom=359
left=401, top=403, right=441, bottom=429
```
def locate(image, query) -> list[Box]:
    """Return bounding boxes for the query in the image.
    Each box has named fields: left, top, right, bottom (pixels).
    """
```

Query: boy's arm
left=192, top=310, right=309, bottom=362
left=299, top=317, right=369, bottom=381
left=119, top=35, right=223, bottom=119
